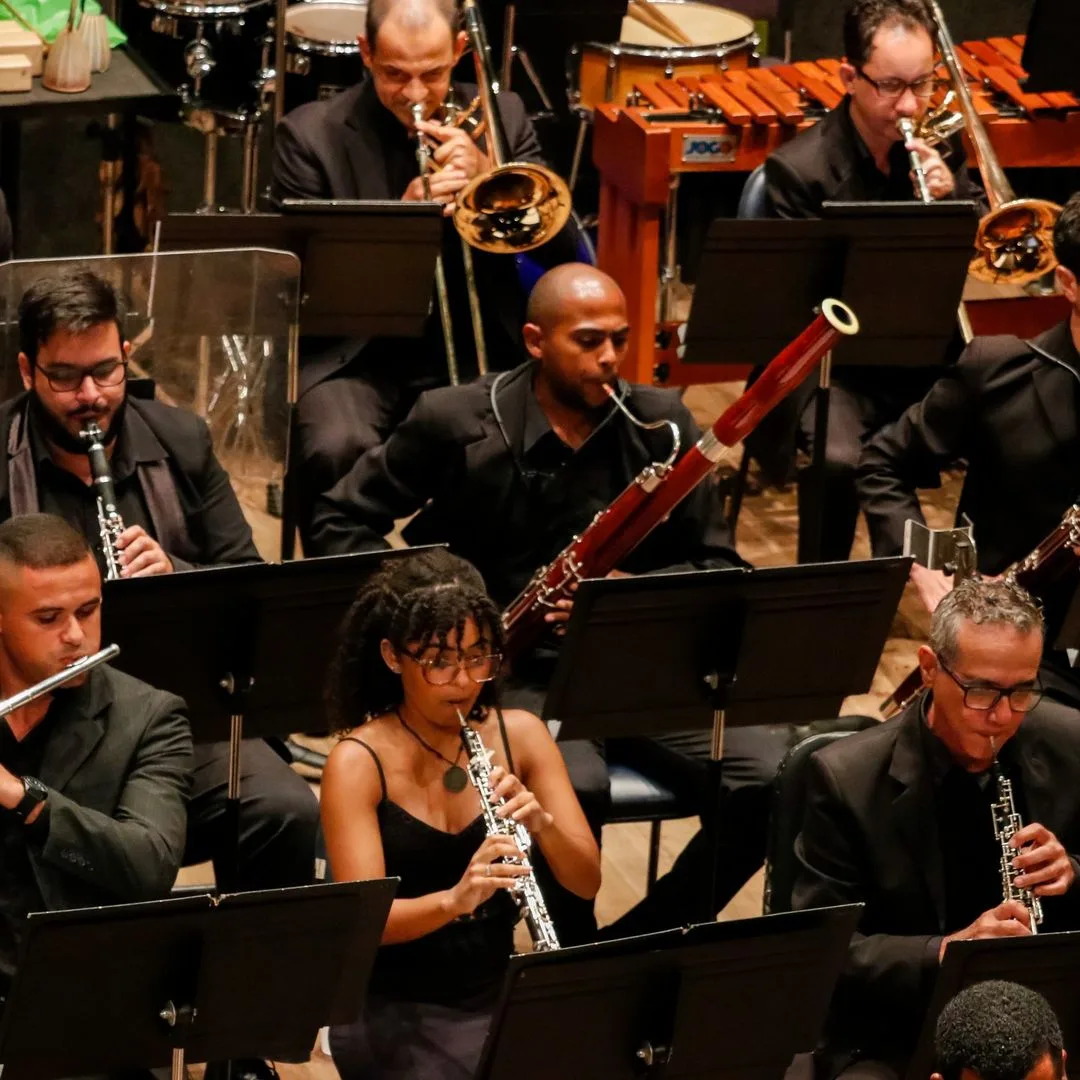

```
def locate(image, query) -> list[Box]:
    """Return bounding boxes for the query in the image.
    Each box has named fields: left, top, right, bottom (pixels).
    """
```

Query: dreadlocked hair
left=327, top=548, right=505, bottom=732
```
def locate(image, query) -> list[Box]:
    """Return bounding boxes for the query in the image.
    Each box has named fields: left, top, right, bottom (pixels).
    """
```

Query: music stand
left=685, top=205, right=977, bottom=560
left=477, top=904, right=863, bottom=1080
left=1022, top=0, right=1080, bottom=95
left=158, top=203, right=443, bottom=338
left=101, top=549, right=425, bottom=889
left=0, top=879, right=397, bottom=1080
left=544, top=559, right=909, bottom=919
left=906, top=931, right=1080, bottom=1080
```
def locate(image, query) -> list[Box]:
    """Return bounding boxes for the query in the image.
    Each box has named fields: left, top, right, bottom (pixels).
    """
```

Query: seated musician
left=857, top=192, right=1080, bottom=707
left=271, top=0, right=580, bottom=545
left=321, top=548, right=600, bottom=1080
left=309, top=262, right=793, bottom=940
left=794, top=578, right=1080, bottom=1080
left=933, top=981, right=1067, bottom=1080
left=0, top=513, right=192, bottom=1006
left=0, top=269, right=318, bottom=895
left=753, top=0, right=985, bottom=563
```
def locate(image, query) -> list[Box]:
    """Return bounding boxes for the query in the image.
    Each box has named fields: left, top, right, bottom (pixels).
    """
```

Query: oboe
left=78, top=421, right=124, bottom=581
left=990, top=739, right=1044, bottom=934
left=458, top=710, right=561, bottom=952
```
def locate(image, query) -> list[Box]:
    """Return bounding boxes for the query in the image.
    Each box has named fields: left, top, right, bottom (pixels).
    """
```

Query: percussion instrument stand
left=499, top=4, right=557, bottom=118
left=658, top=175, right=680, bottom=322
left=191, top=108, right=263, bottom=213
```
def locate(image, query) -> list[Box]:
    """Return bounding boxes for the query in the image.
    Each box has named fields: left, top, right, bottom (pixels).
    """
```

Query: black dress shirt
left=309, top=362, right=742, bottom=607
left=0, top=719, right=50, bottom=987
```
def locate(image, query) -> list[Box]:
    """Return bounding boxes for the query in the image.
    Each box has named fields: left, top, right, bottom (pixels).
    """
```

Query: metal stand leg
left=569, top=114, right=589, bottom=193
left=241, top=114, right=260, bottom=214
left=659, top=175, right=680, bottom=323
left=956, top=300, right=974, bottom=345
left=501, top=2, right=516, bottom=88
left=460, top=241, right=487, bottom=377
left=200, top=128, right=219, bottom=213
left=798, top=351, right=833, bottom=564
left=223, top=712, right=244, bottom=893
left=433, top=255, right=459, bottom=385
left=705, top=708, right=726, bottom=924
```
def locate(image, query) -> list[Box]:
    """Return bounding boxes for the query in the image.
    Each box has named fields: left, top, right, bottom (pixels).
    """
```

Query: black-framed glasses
left=35, top=358, right=128, bottom=393
left=938, top=659, right=1044, bottom=713
left=404, top=648, right=503, bottom=686
left=855, top=69, right=944, bottom=99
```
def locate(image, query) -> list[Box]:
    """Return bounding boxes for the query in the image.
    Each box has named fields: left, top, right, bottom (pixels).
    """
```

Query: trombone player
left=753, top=0, right=986, bottom=565
left=272, top=0, right=583, bottom=550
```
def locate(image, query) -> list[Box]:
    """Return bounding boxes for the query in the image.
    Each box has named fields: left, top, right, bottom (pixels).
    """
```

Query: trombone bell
left=971, top=199, right=1061, bottom=285
left=454, top=161, right=572, bottom=254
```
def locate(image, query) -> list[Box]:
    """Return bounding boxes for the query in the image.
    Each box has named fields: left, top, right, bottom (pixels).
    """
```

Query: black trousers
left=184, top=739, right=320, bottom=890
left=294, top=344, right=443, bottom=553
left=796, top=371, right=936, bottom=563
left=602, top=724, right=793, bottom=936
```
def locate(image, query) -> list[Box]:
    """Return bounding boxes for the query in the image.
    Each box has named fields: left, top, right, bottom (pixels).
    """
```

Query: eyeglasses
left=938, top=659, right=1044, bottom=713
left=404, top=649, right=503, bottom=686
left=856, top=69, right=944, bottom=99
left=35, top=358, right=128, bottom=393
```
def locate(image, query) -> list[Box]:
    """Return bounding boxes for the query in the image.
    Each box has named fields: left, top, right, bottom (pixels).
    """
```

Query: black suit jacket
left=308, top=361, right=741, bottom=605
left=0, top=393, right=261, bottom=570
left=794, top=699, right=1080, bottom=1070
left=856, top=320, right=1080, bottom=576
left=765, top=96, right=987, bottom=218
left=30, top=664, right=193, bottom=911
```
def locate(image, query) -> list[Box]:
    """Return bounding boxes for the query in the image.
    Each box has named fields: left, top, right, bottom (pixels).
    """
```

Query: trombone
left=922, top=0, right=1059, bottom=285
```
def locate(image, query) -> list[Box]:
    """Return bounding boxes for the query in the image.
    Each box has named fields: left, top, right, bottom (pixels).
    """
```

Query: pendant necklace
left=396, top=709, right=469, bottom=793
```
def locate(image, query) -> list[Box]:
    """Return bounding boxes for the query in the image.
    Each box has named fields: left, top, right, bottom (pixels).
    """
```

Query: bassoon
left=502, top=298, right=860, bottom=657
left=882, top=502, right=1080, bottom=717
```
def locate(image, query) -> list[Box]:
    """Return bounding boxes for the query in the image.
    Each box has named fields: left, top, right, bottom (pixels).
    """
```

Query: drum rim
left=579, top=29, right=760, bottom=61
left=138, top=0, right=274, bottom=18
left=285, top=0, right=366, bottom=52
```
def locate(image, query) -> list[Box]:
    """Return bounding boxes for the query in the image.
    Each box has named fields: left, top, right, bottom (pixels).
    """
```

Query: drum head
left=138, top=0, right=272, bottom=20
left=285, top=0, right=367, bottom=48
left=620, top=0, right=754, bottom=47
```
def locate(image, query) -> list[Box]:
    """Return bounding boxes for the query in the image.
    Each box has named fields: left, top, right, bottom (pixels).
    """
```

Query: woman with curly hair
left=322, top=548, right=600, bottom=1080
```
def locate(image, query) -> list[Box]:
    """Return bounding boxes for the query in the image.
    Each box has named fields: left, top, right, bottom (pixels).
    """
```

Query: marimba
left=592, top=36, right=1080, bottom=385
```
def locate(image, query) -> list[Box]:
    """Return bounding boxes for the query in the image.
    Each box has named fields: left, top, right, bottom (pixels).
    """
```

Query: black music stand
left=906, top=931, right=1080, bottom=1080
left=478, top=904, right=863, bottom=1080
left=686, top=205, right=977, bottom=560
left=158, top=203, right=443, bottom=338
left=1022, top=0, right=1080, bottom=95
left=101, top=549, right=423, bottom=889
left=0, top=879, right=397, bottom=1080
left=543, top=559, right=909, bottom=918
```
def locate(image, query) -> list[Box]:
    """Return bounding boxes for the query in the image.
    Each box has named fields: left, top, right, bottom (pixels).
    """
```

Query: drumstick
left=0, top=0, right=46, bottom=46
left=628, top=0, right=693, bottom=46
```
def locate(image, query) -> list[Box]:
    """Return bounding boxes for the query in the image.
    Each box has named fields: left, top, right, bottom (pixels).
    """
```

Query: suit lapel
left=1013, top=721, right=1052, bottom=828
left=39, top=668, right=110, bottom=792
left=889, top=709, right=947, bottom=929
left=343, top=83, right=396, bottom=199
left=1027, top=322, right=1080, bottom=453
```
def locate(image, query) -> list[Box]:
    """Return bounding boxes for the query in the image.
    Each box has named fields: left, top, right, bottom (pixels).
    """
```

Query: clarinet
left=990, top=745, right=1044, bottom=934
left=78, top=421, right=124, bottom=581
left=458, top=710, right=561, bottom=952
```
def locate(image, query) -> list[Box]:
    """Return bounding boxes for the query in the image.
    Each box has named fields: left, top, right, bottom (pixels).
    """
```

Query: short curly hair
left=929, top=578, right=1044, bottom=666
left=326, top=548, right=504, bottom=731
left=934, top=980, right=1064, bottom=1080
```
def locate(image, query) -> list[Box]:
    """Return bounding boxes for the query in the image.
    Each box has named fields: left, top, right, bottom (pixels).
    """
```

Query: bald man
left=273, top=0, right=581, bottom=549
left=308, top=265, right=792, bottom=943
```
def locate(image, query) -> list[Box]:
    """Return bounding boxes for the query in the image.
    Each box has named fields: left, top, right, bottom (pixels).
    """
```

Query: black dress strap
left=494, top=707, right=517, bottom=777
left=340, top=736, right=388, bottom=801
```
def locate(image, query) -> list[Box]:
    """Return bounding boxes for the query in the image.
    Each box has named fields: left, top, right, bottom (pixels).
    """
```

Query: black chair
left=763, top=718, right=878, bottom=914
left=606, top=763, right=698, bottom=890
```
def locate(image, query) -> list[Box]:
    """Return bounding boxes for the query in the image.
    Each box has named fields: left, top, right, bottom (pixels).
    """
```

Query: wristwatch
left=14, top=775, right=48, bottom=821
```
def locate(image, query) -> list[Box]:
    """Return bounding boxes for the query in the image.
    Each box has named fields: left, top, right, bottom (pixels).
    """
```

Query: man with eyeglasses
left=0, top=270, right=319, bottom=1001
left=751, top=0, right=986, bottom=565
left=793, top=578, right=1080, bottom=1080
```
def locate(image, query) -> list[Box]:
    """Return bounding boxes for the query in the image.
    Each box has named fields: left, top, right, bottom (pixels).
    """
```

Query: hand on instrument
left=489, top=764, right=553, bottom=836
left=938, top=899, right=1032, bottom=960
left=1011, top=822, right=1076, bottom=896
left=116, top=525, right=173, bottom=577
left=402, top=167, right=469, bottom=215
left=445, top=834, right=528, bottom=916
left=543, top=571, right=631, bottom=634
left=910, top=562, right=952, bottom=614
left=415, top=119, right=487, bottom=180
left=905, top=138, right=956, bottom=200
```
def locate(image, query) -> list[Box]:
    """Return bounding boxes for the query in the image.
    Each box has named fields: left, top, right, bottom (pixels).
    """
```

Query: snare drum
left=126, top=0, right=274, bottom=111
left=285, top=0, right=367, bottom=106
left=570, top=1, right=759, bottom=111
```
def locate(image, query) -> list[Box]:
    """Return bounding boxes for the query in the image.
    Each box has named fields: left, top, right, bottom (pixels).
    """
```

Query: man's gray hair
left=365, top=0, right=458, bottom=46
left=929, top=578, right=1044, bottom=664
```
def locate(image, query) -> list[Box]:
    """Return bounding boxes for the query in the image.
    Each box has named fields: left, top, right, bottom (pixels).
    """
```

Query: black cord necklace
left=395, top=709, right=469, bottom=793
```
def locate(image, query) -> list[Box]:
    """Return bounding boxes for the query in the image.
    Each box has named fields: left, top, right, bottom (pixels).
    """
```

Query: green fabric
left=0, top=0, right=126, bottom=46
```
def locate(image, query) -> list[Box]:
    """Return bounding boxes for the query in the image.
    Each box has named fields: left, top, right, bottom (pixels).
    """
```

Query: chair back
left=737, top=163, right=770, bottom=219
